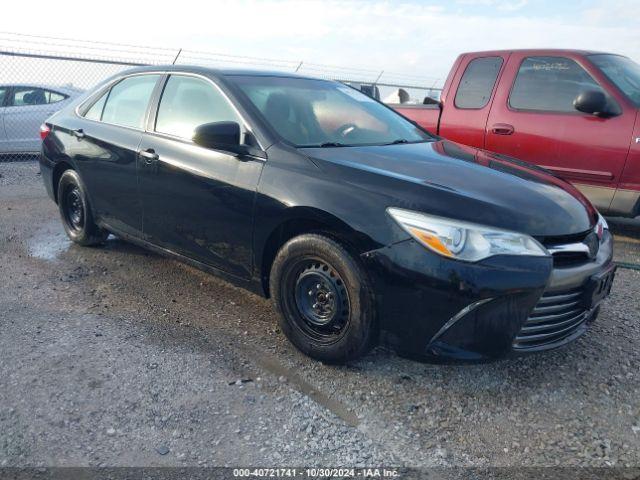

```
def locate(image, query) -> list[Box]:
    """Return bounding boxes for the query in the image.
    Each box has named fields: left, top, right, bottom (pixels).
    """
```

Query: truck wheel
left=57, top=169, right=108, bottom=246
left=270, top=234, right=377, bottom=364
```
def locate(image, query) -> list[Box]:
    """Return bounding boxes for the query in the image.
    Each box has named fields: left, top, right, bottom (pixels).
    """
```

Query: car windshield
left=230, top=75, right=432, bottom=147
left=589, top=54, right=640, bottom=107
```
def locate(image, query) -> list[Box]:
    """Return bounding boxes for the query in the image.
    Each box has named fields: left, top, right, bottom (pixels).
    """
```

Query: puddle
left=27, top=222, right=71, bottom=261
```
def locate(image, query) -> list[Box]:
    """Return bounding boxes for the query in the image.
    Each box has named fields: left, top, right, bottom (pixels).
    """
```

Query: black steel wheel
left=270, top=234, right=376, bottom=363
left=292, top=259, right=351, bottom=344
left=62, top=185, right=85, bottom=232
left=57, top=169, right=109, bottom=246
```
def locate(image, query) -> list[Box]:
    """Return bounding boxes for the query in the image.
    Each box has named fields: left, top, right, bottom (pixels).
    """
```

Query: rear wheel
left=57, top=169, right=108, bottom=246
left=270, top=234, right=376, bottom=363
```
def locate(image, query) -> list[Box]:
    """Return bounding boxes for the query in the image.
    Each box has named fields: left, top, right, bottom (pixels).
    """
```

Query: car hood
left=301, top=139, right=597, bottom=237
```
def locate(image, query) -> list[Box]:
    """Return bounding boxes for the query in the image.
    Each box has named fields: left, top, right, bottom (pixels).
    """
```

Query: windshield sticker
left=532, top=62, right=571, bottom=71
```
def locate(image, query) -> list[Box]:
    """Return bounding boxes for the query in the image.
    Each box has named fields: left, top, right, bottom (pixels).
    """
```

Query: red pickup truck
left=394, top=49, right=640, bottom=217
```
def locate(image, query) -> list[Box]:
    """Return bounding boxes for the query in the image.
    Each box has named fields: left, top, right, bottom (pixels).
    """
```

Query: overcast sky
left=1, top=0, right=638, bottom=87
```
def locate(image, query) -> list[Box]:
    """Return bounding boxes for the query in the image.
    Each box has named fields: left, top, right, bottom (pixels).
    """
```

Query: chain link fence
left=0, top=32, right=441, bottom=162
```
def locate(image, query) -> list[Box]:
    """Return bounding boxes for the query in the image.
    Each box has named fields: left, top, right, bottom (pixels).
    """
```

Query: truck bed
left=392, top=104, right=441, bottom=134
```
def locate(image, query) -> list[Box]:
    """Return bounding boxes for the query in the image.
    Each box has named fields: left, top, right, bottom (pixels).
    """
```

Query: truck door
left=485, top=53, right=635, bottom=214
left=438, top=53, right=508, bottom=148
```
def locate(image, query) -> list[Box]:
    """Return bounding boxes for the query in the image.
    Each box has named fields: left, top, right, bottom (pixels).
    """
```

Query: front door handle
left=139, top=148, right=159, bottom=164
left=490, top=123, right=515, bottom=135
left=72, top=128, right=85, bottom=139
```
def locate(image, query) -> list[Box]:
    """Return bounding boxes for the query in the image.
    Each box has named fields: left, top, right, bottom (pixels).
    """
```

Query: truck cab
left=394, top=49, right=640, bottom=217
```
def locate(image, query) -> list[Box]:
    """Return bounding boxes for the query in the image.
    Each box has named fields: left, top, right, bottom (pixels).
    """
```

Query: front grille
left=540, top=230, right=596, bottom=269
left=513, top=287, right=589, bottom=351
left=551, top=251, right=590, bottom=268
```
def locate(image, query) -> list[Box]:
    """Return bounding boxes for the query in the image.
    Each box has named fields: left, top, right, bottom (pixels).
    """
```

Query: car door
left=438, top=54, right=508, bottom=148
left=4, top=86, right=62, bottom=152
left=59, top=74, right=162, bottom=237
left=138, top=73, right=264, bottom=279
left=485, top=53, right=636, bottom=213
left=0, top=86, right=8, bottom=151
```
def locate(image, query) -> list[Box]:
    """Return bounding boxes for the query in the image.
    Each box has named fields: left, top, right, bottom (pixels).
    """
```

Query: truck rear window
left=454, top=57, right=503, bottom=109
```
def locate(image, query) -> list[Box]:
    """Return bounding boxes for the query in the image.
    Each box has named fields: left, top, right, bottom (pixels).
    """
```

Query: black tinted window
left=510, top=57, right=604, bottom=112
left=454, top=57, right=503, bottom=109
left=101, top=75, right=160, bottom=129
left=155, top=75, right=241, bottom=139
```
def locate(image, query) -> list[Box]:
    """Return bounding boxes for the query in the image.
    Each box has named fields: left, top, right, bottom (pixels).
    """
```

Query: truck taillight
left=39, top=124, right=51, bottom=141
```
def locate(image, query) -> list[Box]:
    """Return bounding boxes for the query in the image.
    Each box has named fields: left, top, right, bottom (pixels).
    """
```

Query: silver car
left=0, top=84, right=83, bottom=154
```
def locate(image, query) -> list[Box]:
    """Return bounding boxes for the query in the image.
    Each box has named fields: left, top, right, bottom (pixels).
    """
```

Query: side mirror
left=193, top=121, right=241, bottom=150
left=573, top=90, right=609, bottom=116
left=193, top=121, right=266, bottom=159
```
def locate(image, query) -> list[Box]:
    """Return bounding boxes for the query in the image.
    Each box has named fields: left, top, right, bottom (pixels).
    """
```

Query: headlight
left=387, top=208, right=549, bottom=262
left=595, top=213, right=608, bottom=241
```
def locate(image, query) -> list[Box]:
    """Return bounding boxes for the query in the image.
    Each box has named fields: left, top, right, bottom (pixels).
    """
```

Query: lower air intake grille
left=513, top=287, right=589, bottom=351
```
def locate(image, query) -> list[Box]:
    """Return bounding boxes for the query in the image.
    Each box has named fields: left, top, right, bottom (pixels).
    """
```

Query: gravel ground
left=1, top=161, right=639, bottom=469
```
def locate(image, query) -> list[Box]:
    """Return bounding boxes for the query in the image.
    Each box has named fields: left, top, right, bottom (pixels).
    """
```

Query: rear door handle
left=72, top=128, right=85, bottom=139
left=490, top=123, right=514, bottom=135
left=139, top=148, right=159, bottom=164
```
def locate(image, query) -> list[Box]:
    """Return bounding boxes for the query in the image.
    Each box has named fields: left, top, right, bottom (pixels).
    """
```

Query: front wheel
left=270, top=234, right=377, bottom=364
left=57, top=169, right=108, bottom=246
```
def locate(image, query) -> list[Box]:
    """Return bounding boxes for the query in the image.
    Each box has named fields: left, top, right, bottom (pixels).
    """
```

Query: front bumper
left=361, top=231, right=614, bottom=362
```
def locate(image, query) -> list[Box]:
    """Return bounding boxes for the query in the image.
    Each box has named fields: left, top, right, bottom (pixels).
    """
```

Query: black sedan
left=39, top=66, right=615, bottom=363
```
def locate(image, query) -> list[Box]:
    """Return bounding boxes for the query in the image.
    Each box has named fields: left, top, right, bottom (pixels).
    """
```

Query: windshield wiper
left=385, top=139, right=410, bottom=145
left=319, top=142, right=348, bottom=147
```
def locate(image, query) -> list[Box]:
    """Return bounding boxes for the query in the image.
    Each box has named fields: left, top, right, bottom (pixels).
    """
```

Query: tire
left=270, top=234, right=377, bottom=364
left=57, top=169, right=109, bottom=246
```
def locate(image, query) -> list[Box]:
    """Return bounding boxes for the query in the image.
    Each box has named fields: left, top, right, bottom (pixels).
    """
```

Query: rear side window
left=11, top=87, right=68, bottom=106
left=48, top=91, right=66, bottom=103
left=509, top=56, right=604, bottom=112
left=101, top=75, right=160, bottom=129
left=0, top=87, right=6, bottom=106
left=84, top=91, right=108, bottom=121
left=454, top=57, right=503, bottom=109
left=155, top=75, right=241, bottom=139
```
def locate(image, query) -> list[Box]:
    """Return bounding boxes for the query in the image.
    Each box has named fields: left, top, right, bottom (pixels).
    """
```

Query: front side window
left=231, top=75, right=432, bottom=147
left=11, top=87, right=68, bottom=106
left=509, top=56, right=605, bottom=112
left=155, top=75, right=242, bottom=139
left=589, top=54, right=640, bottom=107
left=454, top=57, right=503, bottom=109
left=101, top=75, right=160, bottom=129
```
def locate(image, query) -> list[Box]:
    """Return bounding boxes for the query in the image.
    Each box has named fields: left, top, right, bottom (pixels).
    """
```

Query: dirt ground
left=1, top=162, right=639, bottom=469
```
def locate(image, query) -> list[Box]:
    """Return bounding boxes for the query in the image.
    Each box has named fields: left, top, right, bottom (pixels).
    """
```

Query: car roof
left=460, top=48, right=617, bottom=57
left=0, top=83, right=84, bottom=94
left=117, top=64, right=330, bottom=81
